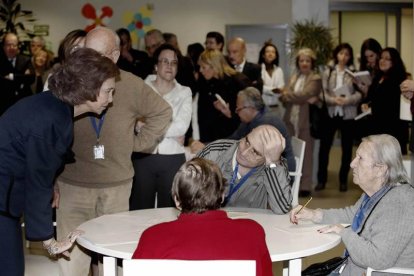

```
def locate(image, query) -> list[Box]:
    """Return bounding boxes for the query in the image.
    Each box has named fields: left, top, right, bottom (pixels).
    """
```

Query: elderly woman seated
left=132, top=157, right=272, bottom=276
left=290, top=134, right=414, bottom=276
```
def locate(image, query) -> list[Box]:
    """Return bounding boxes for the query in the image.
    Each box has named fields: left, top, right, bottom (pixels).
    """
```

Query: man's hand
left=257, top=126, right=285, bottom=165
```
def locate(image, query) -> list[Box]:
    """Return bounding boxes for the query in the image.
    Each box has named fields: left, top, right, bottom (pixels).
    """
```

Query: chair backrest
left=123, top=259, right=256, bottom=276
left=289, top=136, right=306, bottom=207
left=366, top=266, right=414, bottom=276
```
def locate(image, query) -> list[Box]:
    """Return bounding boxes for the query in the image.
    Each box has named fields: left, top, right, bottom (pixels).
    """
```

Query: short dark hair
left=206, top=31, right=224, bottom=50
left=333, top=43, right=354, bottom=67
left=57, top=29, right=87, bottom=64
left=153, top=43, right=179, bottom=64
left=49, top=47, right=119, bottom=105
left=258, top=43, right=279, bottom=66
left=171, top=158, right=227, bottom=214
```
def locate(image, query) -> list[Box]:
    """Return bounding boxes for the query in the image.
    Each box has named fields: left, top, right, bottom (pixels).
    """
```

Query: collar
left=232, top=149, right=241, bottom=179
left=177, top=210, right=228, bottom=222
left=354, top=184, right=393, bottom=233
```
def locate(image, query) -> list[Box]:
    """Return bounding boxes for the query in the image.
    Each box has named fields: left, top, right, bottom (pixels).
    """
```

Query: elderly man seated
left=229, top=86, right=295, bottom=171
left=197, top=124, right=291, bottom=214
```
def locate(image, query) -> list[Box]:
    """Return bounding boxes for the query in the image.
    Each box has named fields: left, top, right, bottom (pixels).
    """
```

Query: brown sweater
left=59, top=70, right=172, bottom=188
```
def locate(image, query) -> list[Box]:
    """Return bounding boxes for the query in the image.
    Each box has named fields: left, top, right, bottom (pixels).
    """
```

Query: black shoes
left=314, top=183, right=325, bottom=191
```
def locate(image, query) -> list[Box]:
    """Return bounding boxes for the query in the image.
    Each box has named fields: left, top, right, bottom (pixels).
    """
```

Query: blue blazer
left=0, top=92, right=73, bottom=240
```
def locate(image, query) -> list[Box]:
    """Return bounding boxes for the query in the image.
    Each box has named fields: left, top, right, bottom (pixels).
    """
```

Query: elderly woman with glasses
left=290, top=134, right=414, bottom=275
left=130, top=43, right=192, bottom=210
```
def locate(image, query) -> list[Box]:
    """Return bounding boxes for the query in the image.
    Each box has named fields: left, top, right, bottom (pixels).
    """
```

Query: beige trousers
left=56, top=180, right=132, bottom=276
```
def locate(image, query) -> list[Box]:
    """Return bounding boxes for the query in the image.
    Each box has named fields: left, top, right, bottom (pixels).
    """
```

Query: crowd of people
left=1, top=27, right=414, bottom=276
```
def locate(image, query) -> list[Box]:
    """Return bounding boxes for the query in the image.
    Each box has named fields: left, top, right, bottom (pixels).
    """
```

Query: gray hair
left=238, top=86, right=265, bottom=111
left=145, top=29, right=165, bottom=43
left=362, top=134, right=410, bottom=185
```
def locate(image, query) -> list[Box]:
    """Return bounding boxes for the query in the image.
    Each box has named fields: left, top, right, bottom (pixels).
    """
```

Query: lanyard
left=89, top=112, right=106, bottom=143
left=225, top=163, right=256, bottom=204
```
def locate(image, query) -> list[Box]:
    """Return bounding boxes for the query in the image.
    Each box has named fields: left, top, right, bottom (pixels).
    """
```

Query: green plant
left=290, top=19, right=334, bottom=68
left=0, top=0, right=36, bottom=39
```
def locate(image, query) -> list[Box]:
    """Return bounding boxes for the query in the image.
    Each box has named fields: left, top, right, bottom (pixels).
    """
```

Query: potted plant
left=0, top=0, right=36, bottom=39
left=290, top=19, right=334, bottom=69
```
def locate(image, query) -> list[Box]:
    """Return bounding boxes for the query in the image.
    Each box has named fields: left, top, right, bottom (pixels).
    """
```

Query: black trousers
left=0, top=215, right=24, bottom=276
left=317, top=116, right=355, bottom=185
left=130, top=153, right=186, bottom=210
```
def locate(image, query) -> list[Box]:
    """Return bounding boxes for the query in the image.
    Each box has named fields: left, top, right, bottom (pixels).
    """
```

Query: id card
left=93, top=144, right=105, bottom=159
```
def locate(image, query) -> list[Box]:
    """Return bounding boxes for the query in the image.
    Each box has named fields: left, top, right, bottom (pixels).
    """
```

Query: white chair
left=366, top=266, right=414, bottom=275
left=289, top=136, right=306, bottom=207
left=122, top=259, right=256, bottom=276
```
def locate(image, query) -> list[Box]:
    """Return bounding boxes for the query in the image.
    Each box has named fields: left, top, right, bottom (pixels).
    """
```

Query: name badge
left=93, top=144, right=105, bottom=159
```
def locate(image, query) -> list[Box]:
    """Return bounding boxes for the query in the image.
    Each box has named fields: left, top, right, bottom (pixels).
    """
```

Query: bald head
left=85, top=27, right=120, bottom=63
left=227, top=37, right=246, bottom=66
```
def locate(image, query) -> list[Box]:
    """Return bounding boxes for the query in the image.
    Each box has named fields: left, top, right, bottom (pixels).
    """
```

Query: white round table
left=77, top=207, right=341, bottom=276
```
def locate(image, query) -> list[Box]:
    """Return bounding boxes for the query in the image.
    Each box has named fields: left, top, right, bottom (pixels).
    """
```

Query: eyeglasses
left=146, top=42, right=161, bottom=51
left=235, top=106, right=250, bottom=113
left=5, top=43, right=18, bottom=49
left=158, top=58, right=178, bottom=67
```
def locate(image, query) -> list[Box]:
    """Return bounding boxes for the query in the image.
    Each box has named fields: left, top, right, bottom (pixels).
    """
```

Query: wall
left=19, top=0, right=292, bottom=54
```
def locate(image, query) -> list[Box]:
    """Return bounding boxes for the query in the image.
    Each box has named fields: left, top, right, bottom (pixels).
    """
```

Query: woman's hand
left=190, top=140, right=205, bottom=154
left=213, top=100, right=231, bottom=118
left=400, top=79, right=414, bottom=93
left=290, top=205, right=322, bottom=224
left=317, top=224, right=345, bottom=234
left=334, top=96, right=347, bottom=106
left=42, top=229, right=84, bottom=257
left=52, top=183, right=60, bottom=208
left=361, top=103, right=370, bottom=113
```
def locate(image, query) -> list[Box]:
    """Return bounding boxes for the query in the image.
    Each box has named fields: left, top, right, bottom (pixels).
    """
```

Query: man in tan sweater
left=55, top=27, right=172, bottom=276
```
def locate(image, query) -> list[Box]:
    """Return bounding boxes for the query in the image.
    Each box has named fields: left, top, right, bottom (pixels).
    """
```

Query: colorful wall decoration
left=122, top=4, right=153, bottom=46
left=82, top=3, right=113, bottom=32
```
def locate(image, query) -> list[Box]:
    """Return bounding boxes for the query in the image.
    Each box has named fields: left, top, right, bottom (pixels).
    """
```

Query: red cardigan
left=132, top=210, right=272, bottom=276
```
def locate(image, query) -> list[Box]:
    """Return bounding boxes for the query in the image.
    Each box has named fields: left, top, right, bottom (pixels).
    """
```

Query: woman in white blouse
left=258, top=42, right=285, bottom=118
left=130, top=44, right=192, bottom=210
left=316, top=43, right=361, bottom=192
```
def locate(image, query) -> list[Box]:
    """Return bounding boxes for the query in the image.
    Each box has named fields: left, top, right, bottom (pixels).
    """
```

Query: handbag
left=302, top=256, right=347, bottom=276
left=309, top=88, right=329, bottom=139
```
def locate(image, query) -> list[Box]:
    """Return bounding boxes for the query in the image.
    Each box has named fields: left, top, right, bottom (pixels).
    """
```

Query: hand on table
left=317, top=224, right=345, bottom=234
left=290, top=205, right=322, bottom=224
left=43, top=229, right=84, bottom=257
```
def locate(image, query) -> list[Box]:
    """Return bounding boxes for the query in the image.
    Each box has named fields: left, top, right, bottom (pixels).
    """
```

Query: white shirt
left=261, top=64, right=285, bottom=106
left=145, top=75, right=192, bottom=154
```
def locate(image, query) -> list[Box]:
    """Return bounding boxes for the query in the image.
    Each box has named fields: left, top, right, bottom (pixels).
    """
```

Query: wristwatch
left=269, top=162, right=277, bottom=168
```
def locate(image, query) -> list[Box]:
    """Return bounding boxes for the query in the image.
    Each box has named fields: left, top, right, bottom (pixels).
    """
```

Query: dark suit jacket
left=0, top=52, right=35, bottom=115
left=242, top=62, right=263, bottom=92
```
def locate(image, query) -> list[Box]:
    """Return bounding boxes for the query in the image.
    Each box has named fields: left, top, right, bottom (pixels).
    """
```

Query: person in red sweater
left=132, top=157, right=273, bottom=276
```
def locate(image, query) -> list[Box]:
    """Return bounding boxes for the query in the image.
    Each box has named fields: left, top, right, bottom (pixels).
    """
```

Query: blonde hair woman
left=196, top=49, right=251, bottom=142
left=280, top=48, right=322, bottom=197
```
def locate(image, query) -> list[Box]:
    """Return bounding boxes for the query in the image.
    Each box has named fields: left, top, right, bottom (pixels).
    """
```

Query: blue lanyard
left=89, top=112, right=106, bottom=143
left=225, top=163, right=256, bottom=204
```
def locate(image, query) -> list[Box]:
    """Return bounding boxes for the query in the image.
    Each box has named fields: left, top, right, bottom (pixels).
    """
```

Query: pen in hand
left=296, top=197, right=312, bottom=215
